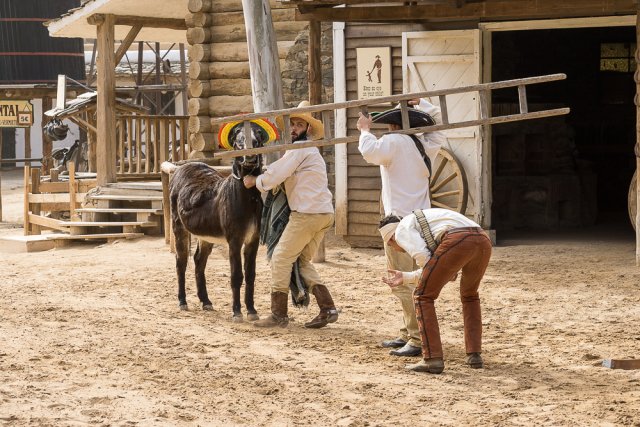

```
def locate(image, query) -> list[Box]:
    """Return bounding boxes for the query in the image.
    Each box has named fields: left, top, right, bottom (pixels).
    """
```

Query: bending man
left=378, top=208, right=492, bottom=374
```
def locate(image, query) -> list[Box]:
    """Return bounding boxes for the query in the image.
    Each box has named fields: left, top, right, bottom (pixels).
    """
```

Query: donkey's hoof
left=179, top=304, right=188, bottom=311
left=202, top=304, right=214, bottom=311
left=247, top=313, right=260, bottom=321
left=232, top=314, right=244, bottom=323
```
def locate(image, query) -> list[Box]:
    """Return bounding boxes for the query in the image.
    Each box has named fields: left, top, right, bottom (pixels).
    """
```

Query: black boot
left=304, top=285, right=338, bottom=328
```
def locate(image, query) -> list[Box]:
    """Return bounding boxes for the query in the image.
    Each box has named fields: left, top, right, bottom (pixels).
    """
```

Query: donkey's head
left=220, top=119, right=279, bottom=178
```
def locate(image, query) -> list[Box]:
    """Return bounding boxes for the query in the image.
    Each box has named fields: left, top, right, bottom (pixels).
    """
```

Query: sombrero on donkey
left=275, top=100, right=325, bottom=140
left=372, top=105, right=436, bottom=128
left=217, top=118, right=279, bottom=150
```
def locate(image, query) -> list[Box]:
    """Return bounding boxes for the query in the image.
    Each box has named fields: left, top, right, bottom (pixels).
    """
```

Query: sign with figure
left=0, top=100, right=34, bottom=127
left=356, top=47, right=391, bottom=99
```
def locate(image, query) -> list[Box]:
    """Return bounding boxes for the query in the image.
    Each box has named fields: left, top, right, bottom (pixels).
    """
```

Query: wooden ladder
left=186, top=73, right=569, bottom=161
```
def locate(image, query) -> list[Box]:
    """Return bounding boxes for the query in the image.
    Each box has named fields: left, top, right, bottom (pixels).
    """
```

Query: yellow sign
left=0, top=100, right=34, bottom=128
left=357, top=47, right=392, bottom=100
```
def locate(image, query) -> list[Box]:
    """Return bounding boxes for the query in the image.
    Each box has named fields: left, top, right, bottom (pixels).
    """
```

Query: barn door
left=402, top=29, right=484, bottom=223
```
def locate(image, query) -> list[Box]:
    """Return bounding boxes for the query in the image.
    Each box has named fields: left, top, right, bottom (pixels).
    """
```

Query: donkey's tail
left=160, top=161, right=178, bottom=174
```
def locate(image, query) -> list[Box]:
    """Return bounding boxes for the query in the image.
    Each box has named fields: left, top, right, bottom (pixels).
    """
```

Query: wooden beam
left=115, top=24, right=143, bottom=64
left=96, top=14, right=117, bottom=185
left=88, top=14, right=187, bottom=30
left=294, top=0, right=637, bottom=22
left=241, top=0, right=285, bottom=164
left=67, top=115, right=97, bottom=134
left=41, top=97, right=52, bottom=174
left=602, top=359, right=640, bottom=370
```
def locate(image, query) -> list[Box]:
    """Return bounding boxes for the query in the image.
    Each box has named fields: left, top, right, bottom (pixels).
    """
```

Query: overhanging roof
left=45, top=0, right=188, bottom=43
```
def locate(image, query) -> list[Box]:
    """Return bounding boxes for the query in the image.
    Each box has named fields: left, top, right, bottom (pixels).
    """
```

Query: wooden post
left=636, top=8, right=640, bottom=266
left=309, top=20, right=326, bottom=263
left=30, top=168, right=41, bottom=235
left=23, top=165, right=30, bottom=235
left=41, top=96, right=53, bottom=174
left=24, top=127, right=31, bottom=164
left=241, top=0, right=285, bottom=164
left=95, top=14, right=117, bottom=186
left=68, top=161, right=77, bottom=220
left=87, top=113, right=97, bottom=172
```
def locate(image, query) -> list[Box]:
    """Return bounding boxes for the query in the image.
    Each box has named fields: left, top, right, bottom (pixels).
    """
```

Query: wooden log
left=188, top=97, right=209, bottom=116
left=190, top=41, right=293, bottom=64
left=208, top=95, right=254, bottom=117
left=189, top=115, right=212, bottom=133
left=188, top=150, right=216, bottom=160
left=190, top=79, right=253, bottom=98
left=189, top=80, right=210, bottom=98
left=208, top=21, right=307, bottom=43
left=188, top=58, right=286, bottom=79
left=185, top=12, right=212, bottom=28
left=187, top=27, right=211, bottom=45
left=190, top=132, right=216, bottom=152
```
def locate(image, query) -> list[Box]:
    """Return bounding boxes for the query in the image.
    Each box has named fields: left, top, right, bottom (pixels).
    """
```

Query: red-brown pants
left=414, top=227, right=492, bottom=360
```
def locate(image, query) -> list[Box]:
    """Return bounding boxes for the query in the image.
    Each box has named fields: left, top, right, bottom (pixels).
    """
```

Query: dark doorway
left=491, top=27, right=636, bottom=235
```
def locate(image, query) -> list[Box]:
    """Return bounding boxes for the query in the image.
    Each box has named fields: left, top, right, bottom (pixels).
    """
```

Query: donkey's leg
left=173, top=217, right=190, bottom=310
left=194, top=239, right=214, bottom=310
left=243, top=232, right=260, bottom=321
left=228, top=238, right=245, bottom=322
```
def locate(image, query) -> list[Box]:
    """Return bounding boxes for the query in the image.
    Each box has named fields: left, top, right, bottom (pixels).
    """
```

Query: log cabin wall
left=185, top=0, right=334, bottom=192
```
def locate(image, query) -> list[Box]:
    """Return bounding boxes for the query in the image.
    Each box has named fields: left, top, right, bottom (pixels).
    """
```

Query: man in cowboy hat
left=378, top=209, right=492, bottom=374
left=356, top=98, right=447, bottom=357
left=243, top=101, right=338, bottom=329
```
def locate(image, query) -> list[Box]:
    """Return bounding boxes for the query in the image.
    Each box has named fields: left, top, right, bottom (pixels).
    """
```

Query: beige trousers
left=385, top=242, right=421, bottom=348
left=271, top=212, right=334, bottom=293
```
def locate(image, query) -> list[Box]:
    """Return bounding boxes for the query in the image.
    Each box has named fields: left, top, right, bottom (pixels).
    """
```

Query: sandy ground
left=1, top=168, right=640, bottom=426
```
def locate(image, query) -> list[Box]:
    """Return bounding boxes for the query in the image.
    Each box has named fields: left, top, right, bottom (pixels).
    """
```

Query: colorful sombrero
left=217, top=118, right=279, bottom=150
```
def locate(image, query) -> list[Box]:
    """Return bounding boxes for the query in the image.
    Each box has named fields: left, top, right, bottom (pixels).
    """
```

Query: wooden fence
left=116, top=115, right=189, bottom=176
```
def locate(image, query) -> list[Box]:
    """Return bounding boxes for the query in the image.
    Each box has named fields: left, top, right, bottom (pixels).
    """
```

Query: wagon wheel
left=630, top=171, right=637, bottom=231
left=429, top=148, right=468, bottom=214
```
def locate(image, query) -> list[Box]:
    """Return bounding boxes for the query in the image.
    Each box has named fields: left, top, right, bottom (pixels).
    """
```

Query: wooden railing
left=116, top=115, right=189, bottom=176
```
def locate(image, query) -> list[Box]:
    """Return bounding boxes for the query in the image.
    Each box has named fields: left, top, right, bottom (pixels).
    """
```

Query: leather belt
left=445, top=226, right=483, bottom=236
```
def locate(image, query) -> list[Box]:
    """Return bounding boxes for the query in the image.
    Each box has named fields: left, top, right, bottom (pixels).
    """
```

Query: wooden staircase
left=14, top=164, right=166, bottom=251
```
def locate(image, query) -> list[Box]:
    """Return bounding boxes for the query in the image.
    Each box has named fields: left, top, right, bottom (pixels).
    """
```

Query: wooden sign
left=0, top=100, right=34, bottom=127
left=356, top=47, right=392, bottom=100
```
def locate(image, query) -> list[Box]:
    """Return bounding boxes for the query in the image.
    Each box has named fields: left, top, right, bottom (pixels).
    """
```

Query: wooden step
left=59, top=221, right=156, bottom=227
left=0, top=235, right=56, bottom=253
left=87, top=194, right=164, bottom=201
left=45, top=233, right=144, bottom=241
left=75, top=208, right=163, bottom=215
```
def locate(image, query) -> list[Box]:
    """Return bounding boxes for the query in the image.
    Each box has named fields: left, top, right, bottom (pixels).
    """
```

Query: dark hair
left=378, top=215, right=402, bottom=229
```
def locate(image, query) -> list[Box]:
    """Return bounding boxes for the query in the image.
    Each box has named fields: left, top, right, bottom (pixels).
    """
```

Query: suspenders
left=413, top=209, right=438, bottom=254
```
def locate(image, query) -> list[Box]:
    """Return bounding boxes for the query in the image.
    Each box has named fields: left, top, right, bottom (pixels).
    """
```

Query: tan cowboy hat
left=276, top=100, right=324, bottom=140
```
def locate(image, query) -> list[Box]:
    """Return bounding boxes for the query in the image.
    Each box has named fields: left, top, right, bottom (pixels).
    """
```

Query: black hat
left=371, top=107, right=436, bottom=128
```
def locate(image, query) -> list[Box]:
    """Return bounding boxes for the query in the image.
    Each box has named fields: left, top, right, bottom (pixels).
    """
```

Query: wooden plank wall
left=186, top=0, right=307, bottom=160
left=343, top=22, right=426, bottom=247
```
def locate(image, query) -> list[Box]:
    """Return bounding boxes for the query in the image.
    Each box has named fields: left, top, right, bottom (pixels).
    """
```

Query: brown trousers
left=414, top=227, right=492, bottom=360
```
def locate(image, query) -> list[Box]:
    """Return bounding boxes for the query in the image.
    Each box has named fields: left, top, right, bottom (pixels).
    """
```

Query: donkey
left=161, top=122, right=270, bottom=321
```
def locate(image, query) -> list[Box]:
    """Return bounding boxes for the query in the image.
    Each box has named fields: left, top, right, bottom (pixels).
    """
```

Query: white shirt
left=395, top=208, right=481, bottom=285
left=358, top=99, right=447, bottom=217
left=256, top=142, right=334, bottom=214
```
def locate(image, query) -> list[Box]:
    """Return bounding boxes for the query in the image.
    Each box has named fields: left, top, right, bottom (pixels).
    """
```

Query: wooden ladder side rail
left=207, top=73, right=567, bottom=126
left=208, top=107, right=570, bottom=161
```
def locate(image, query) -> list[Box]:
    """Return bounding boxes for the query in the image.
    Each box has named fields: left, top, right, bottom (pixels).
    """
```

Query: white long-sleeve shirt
left=358, top=99, right=447, bottom=217
left=256, top=142, right=333, bottom=214
left=395, top=208, right=481, bottom=285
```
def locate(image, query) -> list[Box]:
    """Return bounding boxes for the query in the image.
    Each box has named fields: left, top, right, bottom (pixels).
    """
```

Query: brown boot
left=304, top=285, right=339, bottom=329
left=254, top=292, right=289, bottom=328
